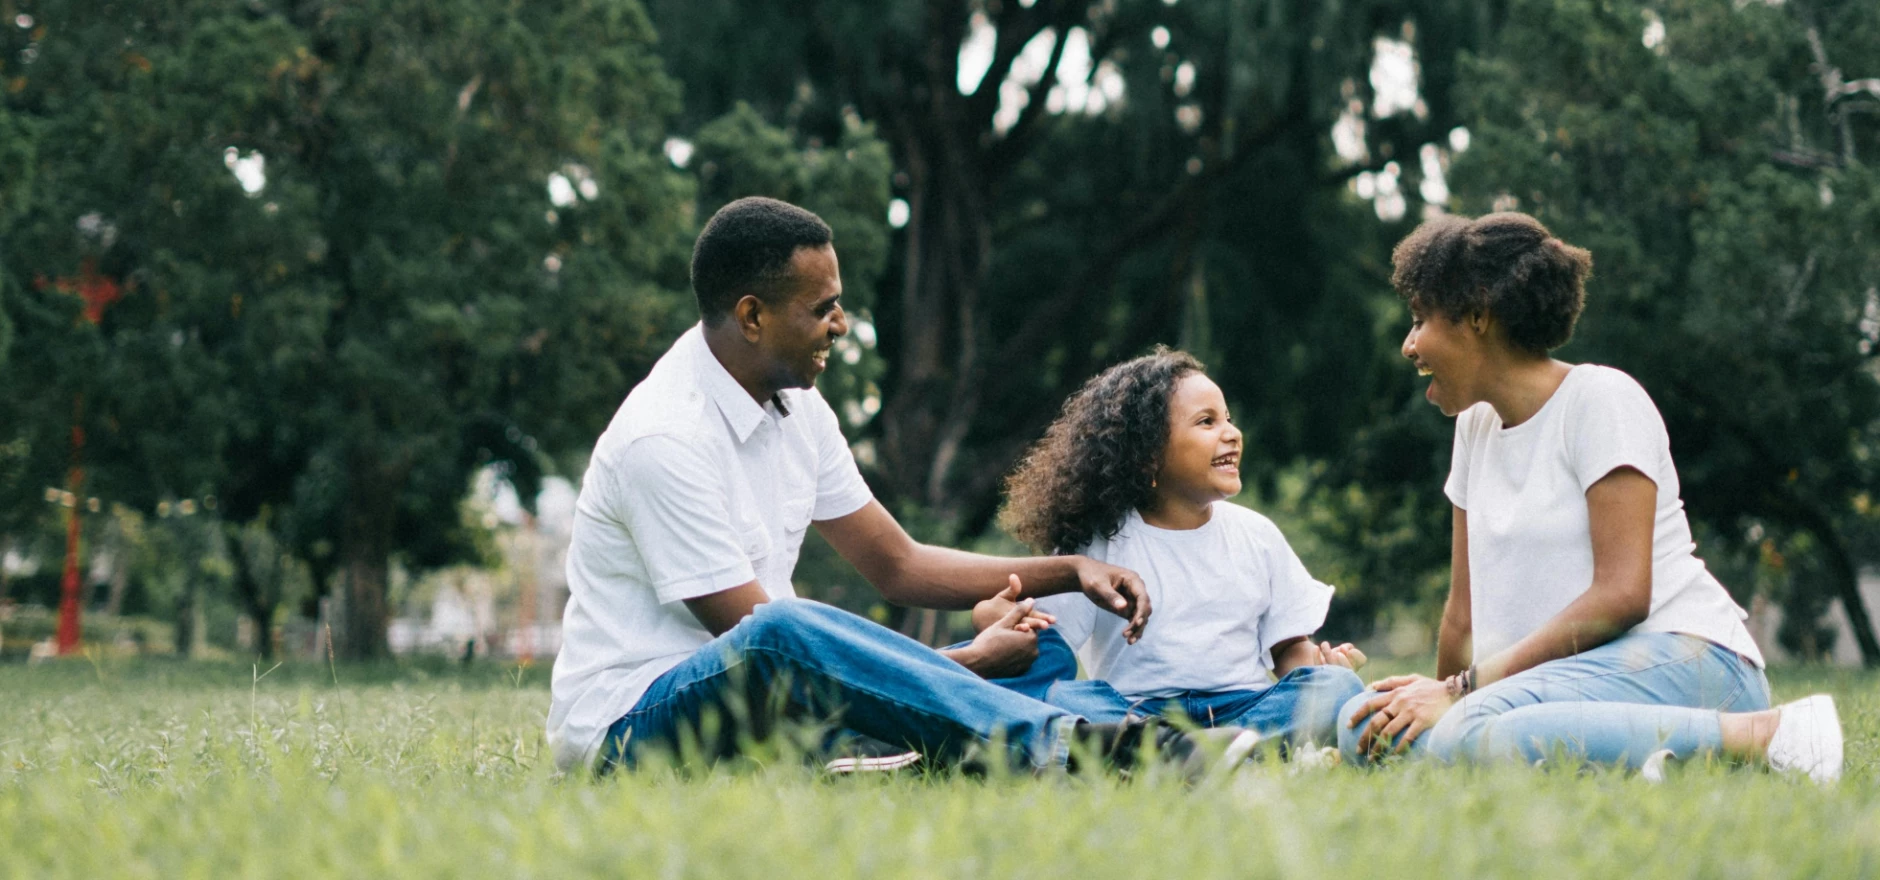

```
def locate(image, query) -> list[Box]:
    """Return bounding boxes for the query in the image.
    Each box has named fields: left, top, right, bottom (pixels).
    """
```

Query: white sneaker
left=1766, top=694, right=1843, bottom=785
left=1221, top=728, right=1264, bottom=769
left=1638, top=748, right=1676, bottom=784
left=1289, top=745, right=1342, bottom=771
left=823, top=750, right=922, bottom=774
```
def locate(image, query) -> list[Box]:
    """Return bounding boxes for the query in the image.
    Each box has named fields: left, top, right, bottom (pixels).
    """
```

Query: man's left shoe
left=821, top=733, right=923, bottom=775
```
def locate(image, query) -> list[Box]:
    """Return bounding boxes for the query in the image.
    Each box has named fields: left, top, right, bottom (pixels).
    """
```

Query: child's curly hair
left=1000, top=347, right=1205, bottom=555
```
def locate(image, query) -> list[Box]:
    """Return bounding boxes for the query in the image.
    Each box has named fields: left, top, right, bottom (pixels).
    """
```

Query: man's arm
left=683, top=581, right=770, bottom=637
left=1434, top=504, right=1473, bottom=679
left=679, top=577, right=1043, bottom=677
left=815, top=500, right=1152, bottom=641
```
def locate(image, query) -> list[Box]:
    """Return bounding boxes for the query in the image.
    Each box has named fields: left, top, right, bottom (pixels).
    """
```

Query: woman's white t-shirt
left=1445, top=364, right=1763, bottom=666
left=1034, top=503, right=1334, bottom=699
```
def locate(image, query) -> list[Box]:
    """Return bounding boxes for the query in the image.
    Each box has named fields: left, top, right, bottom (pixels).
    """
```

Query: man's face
left=757, top=244, right=849, bottom=390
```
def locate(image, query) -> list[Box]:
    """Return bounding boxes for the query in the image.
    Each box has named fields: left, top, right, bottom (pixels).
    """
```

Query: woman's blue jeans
left=982, top=629, right=1365, bottom=747
left=599, top=599, right=1080, bottom=771
left=1337, top=632, right=1771, bottom=769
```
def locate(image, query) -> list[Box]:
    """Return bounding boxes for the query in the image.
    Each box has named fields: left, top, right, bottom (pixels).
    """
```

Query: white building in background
left=388, top=472, right=576, bottom=660
left=1743, top=570, right=1880, bottom=667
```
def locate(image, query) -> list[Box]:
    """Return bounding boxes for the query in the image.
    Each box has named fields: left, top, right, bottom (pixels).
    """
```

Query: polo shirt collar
left=686, top=324, right=786, bottom=443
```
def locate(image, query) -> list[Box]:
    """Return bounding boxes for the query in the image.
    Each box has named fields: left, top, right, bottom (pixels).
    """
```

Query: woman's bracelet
left=1444, top=666, right=1476, bottom=699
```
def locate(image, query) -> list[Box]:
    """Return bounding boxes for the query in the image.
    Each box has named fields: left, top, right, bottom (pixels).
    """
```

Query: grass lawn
left=2, top=656, right=1877, bottom=879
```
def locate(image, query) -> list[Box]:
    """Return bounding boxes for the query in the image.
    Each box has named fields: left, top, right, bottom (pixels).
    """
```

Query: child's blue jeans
left=982, top=629, right=1366, bottom=747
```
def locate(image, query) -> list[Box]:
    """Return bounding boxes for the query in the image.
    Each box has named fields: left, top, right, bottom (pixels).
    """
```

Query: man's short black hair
left=690, top=197, right=834, bottom=324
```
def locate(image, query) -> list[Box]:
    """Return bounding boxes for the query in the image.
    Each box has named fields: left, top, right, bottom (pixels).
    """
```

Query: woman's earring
left=1151, top=477, right=1158, bottom=488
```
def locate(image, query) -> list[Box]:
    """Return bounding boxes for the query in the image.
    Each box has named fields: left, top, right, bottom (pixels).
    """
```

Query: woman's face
left=1402, top=301, right=1487, bottom=417
left=1152, top=372, right=1243, bottom=507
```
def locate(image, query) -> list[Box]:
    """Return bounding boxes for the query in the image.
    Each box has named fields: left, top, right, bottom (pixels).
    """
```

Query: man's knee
left=736, top=597, right=842, bottom=651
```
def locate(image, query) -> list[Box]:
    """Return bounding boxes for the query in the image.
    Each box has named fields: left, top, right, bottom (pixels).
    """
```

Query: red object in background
left=56, top=418, right=85, bottom=655
left=36, top=258, right=124, bottom=324
left=40, top=259, right=126, bottom=656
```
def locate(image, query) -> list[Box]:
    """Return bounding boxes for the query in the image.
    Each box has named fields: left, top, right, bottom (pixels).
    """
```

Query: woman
left=1337, top=212, right=1843, bottom=783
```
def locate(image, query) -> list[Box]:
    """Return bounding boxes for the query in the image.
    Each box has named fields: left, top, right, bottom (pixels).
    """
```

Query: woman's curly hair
left=1391, top=211, right=1593, bottom=355
left=1000, top=347, right=1204, bottom=555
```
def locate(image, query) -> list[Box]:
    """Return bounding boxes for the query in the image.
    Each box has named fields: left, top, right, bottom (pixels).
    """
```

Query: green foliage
left=646, top=0, right=1475, bottom=541
left=0, top=661, right=1877, bottom=876
left=0, top=0, right=699, bottom=655
left=1449, top=0, right=1880, bottom=655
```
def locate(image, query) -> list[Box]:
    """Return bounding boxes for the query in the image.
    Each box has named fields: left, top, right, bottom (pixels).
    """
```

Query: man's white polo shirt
left=547, top=324, right=874, bottom=771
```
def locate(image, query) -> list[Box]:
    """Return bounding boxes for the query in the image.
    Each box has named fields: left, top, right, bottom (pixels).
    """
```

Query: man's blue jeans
left=982, top=629, right=1365, bottom=747
left=599, top=599, right=1080, bottom=771
left=1337, top=632, right=1770, bottom=769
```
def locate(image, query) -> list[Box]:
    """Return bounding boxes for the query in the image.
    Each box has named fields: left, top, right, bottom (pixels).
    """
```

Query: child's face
left=1152, top=372, right=1242, bottom=508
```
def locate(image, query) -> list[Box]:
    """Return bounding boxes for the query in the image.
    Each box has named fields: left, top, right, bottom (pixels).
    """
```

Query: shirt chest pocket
left=780, top=496, right=815, bottom=540
left=738, top=519, right=773, bottom=562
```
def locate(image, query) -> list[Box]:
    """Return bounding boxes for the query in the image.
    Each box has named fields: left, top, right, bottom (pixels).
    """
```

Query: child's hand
left=1318, top=641, right=1367, bottom=671
left=972, top=575, right=1056, bottom=633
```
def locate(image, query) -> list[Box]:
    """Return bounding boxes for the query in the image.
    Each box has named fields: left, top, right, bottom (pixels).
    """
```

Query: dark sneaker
left=1071, top=718, right=1259, bottom=780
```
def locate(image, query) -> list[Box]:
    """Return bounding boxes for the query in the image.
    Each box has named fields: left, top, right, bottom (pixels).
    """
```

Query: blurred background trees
left=1, top=0, right=1876, bottom=663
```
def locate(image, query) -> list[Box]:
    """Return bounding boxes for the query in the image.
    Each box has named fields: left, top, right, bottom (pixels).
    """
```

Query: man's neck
left=702, top=323, right=778, bottom=405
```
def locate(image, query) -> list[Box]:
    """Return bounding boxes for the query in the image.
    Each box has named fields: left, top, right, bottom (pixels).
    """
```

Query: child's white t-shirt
left=1446, top=364, right=1764, bottom=666
left=1034, top=502, right=1333, bottom=699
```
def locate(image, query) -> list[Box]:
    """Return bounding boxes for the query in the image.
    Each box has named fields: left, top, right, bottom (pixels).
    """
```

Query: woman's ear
left=1467, top=308, right=1492, bottom=337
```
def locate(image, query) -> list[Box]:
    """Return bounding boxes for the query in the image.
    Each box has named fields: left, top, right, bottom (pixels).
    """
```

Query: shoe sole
left=823, top=751, right=923, bottom=774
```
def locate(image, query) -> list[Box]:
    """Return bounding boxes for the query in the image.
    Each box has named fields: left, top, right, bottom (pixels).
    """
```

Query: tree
left=0, top=0, right=698, bottom=658
left=644, top=0, right=1491, bottom=638
left=650, top=2, right=1473, bottom=515
left=1448, top=0, right=1880, bottom=662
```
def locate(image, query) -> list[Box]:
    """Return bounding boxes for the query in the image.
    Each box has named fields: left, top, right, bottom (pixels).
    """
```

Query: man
left=548, top=197, right=1235, bottom=774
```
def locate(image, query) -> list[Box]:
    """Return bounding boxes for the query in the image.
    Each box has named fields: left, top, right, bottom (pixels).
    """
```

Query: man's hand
left=971, top=575, right=1056, bottom=633
left=1067, top=557, right=1152, bottom=643
left=1349, top=674, right=1456, bottom=755
left=947, top=591, right=1043, bottom=679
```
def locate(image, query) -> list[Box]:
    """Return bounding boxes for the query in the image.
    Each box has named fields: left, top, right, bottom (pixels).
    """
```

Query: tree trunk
left=1782, top=489, right=1880, bottom=666
left=228, top=525, right=277, bottom=662
left=338, top=462, right=396, bottom=661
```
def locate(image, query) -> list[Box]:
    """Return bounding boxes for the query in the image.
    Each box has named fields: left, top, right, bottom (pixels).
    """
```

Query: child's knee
left=1313, top=665, right=1366, bottom=703
left=1335, top=690, right=1379, bottom=761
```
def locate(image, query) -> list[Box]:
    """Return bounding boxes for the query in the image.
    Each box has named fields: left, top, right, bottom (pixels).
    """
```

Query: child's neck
left=1139, top=494, right=1215, bottom=531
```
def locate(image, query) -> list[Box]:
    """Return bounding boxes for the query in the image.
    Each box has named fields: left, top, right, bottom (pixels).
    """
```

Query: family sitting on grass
left=546, top=196, right=1844, bottom=784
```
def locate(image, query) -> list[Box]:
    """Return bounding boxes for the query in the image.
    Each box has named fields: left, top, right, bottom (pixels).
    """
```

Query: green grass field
left=2, top=657, right=1877, bottom=879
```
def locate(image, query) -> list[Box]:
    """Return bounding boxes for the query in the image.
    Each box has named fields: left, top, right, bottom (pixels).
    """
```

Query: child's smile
left=1145, top=372, right=1243, bottom=529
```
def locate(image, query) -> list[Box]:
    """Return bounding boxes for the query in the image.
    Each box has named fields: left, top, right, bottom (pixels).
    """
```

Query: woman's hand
left=1350, top=674, right=1456, bottom=754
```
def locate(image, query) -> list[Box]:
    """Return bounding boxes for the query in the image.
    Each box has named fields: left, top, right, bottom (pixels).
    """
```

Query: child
left=979, top=347, right=1365, bottom=750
